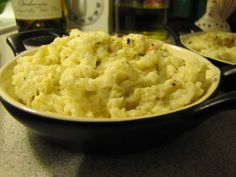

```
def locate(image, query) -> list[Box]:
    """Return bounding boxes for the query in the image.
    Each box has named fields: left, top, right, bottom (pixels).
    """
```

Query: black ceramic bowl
left=165, top=21, right=236, bottom=67
left=1, top=29, right=236, bottom=153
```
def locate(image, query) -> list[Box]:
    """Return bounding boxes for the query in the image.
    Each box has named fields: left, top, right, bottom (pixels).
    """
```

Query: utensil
left=165, top=21, right=236, bottom=67
left=1, top=29, right=236, bottom=153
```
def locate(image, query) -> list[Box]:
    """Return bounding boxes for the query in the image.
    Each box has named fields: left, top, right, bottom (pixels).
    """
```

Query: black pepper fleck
left=127, top=38, right=130, bottom=44
left=139, top=53, right=145, bottom=56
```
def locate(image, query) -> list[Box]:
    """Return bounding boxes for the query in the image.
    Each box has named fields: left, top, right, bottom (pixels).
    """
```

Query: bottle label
left=11, top=0, right=62, bottom=20
left=145, top=0, right=168, bottom=9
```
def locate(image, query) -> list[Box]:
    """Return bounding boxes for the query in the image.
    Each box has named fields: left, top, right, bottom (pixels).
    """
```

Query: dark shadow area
left=27, top=131, right=83, bottom=177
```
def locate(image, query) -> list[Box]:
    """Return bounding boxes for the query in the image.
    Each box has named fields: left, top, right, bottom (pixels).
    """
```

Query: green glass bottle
left=11, top=0, right=67, bottom=32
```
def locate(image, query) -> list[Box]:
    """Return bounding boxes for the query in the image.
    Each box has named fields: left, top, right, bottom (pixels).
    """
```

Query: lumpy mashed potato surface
left=183, top=31, right=236, bottom=63
left=12, top=29, right=216, bottom=118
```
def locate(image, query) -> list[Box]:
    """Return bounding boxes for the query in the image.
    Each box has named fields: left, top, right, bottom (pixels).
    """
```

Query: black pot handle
left=193, top=90, right=236, bottom=115
left=194, top=65, right=236, bottom=114
left=220, top=65, right=236, bottom=91
left=164, top=21, right=202, bottom=46
left=6, top=28, right=64, bottom=56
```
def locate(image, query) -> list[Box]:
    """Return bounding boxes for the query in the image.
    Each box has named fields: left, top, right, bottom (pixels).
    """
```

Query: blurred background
left=0, top=0, right=235, bottom=36
left=167, top=0, right=236, bottom=32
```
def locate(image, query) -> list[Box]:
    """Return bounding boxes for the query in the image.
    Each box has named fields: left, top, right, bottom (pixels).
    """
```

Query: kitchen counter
left=0, top=98, right=236, bottom=177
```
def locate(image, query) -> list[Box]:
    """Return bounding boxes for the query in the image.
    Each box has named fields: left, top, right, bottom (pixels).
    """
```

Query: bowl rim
left=0, top=44, right=221, bottom=123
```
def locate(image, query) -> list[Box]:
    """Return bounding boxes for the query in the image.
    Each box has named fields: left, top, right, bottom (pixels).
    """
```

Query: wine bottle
left=11, top=0, right=67, bottom=32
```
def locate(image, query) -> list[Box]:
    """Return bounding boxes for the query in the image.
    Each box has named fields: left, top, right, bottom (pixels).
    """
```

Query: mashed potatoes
left=182, top=31, right=236, bottom=63
left=12, top=29, right=217, bottom=118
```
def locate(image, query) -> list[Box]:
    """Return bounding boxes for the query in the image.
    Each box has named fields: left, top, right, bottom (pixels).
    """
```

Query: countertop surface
left=0, top=101, right=236, bottom=177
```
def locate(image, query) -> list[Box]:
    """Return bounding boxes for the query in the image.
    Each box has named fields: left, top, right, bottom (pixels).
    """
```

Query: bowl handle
left=6, top=28, right=64, bottom=56
left=220, top=65, right=236, bottom=91
left=164, top=21, right=202, bottom=46
left=194, top=65, right=236, bottom=114
left=193, top=90, right=236, bottom=115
